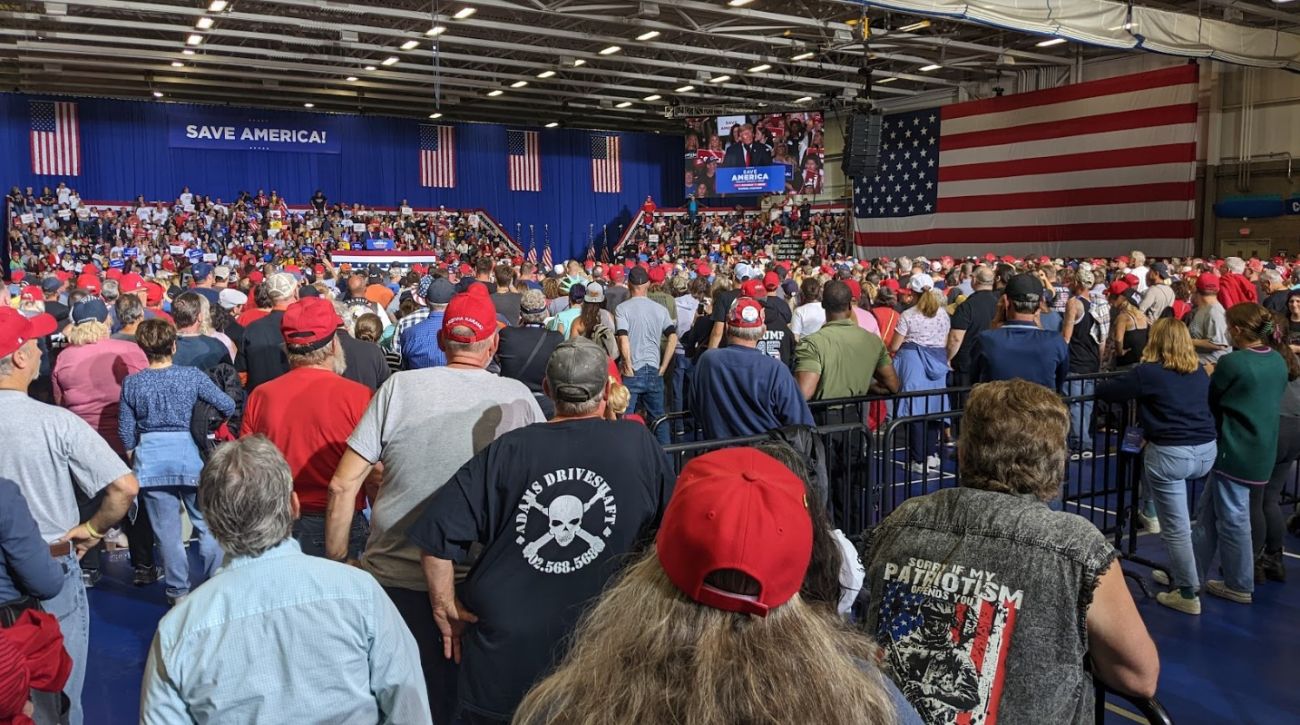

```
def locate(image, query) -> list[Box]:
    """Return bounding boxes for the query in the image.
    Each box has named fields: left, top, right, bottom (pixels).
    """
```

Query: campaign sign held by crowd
left=168, top=107, right=342, bottom=154
left=716, top=165, right=787, bottom=195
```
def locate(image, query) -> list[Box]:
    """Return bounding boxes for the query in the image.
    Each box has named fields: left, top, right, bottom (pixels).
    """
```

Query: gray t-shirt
left=0, top=390, right=131, bottom=541
left=348, top=367, right=543, bottom=590
left=615, top=296, right=675, bottom=372
left=1189, top=301, right=1229, bottom=364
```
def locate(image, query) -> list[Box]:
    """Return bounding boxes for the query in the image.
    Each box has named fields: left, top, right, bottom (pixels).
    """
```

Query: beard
left=330, top=350, right=348, bottom=377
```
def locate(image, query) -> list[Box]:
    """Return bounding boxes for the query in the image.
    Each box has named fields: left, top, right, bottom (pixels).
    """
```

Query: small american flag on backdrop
left=541, top=243, right=553, bottom=270
left=419, top=124, right=456, bottom=188
left=508, top=129, right=541, bottom=192
left=591, top=134, right=621, bottom=193
left=526, top=245, right=537, bottom=264
left=853, top=65, right=1197, bottom=260
left=30, top=100, right=80, bottom=176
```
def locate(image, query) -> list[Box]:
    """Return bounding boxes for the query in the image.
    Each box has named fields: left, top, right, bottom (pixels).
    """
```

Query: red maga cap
left=280, top=297, right=342, bottom=348
left=118, top=273, right=146, bottom=293
left=728, top=297, right=765, bottom=328
left=656, top=448, right=812, bottom=617
left=740, top=279, right=765, bottom=298
left=442, top=286, right=498, bottom=343
left=0, top=308, right=56, bottom=359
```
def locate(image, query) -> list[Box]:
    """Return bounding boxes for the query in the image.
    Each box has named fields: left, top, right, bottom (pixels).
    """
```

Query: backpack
left=766, top=425, right=829, bottom=509
left=190, top=361, right=245, bottom=461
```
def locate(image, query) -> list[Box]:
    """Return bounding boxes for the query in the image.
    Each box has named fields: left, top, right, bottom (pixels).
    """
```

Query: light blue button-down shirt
left=141, top=539, right=431, bottom=725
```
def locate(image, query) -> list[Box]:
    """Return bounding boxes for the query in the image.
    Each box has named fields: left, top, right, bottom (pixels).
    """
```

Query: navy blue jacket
left=690, top=345, right=813, bottom=440
left=1096, top=363, right=1217, bottom=446
left=0, top=478, right=66, bottom=603
left=970, top=320, right=1070, bottom=392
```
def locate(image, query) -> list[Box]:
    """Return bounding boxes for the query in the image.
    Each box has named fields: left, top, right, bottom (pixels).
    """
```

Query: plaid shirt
left=389, top=307, right=431, bottom=364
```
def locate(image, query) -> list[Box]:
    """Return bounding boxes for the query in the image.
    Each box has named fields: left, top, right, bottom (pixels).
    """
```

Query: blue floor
left=85, top=507, right=1300, bottom=724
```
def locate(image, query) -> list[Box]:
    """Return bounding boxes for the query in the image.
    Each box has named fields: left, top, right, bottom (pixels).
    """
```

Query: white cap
left=213, top=265, right=231, bottom=280
left=908, top=273, right=935, bottom=293
left=218, top=288, right=248, bottom=310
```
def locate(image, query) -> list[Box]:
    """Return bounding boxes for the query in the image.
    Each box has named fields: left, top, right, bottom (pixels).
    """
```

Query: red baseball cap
left=442, top=286, right=498, bottom=343
left=119, top=273, right=146, bottom=293
left=1196, top=273, right=1220, bottom=294
left=19, top=286, right=42, bottom=303
left=647, top=266, right=667, bottom=285
left=844, top=279, right=863, bottom=300
left=457, top=263, right=474, bottom=276
left=76, top=273, right=101, bottom=293
left=248, top=270, right=265, bottom=285
left=656, top=448, right=812, bottom=617
left=1123, top=273, right=1140, bottom=288
left=740, top=279, right=765, bottom=298
left=763, top=271, right=780, bottom=291
left=881, top=278, right=901, bottom=292
left=10, top=270, right=23, bottom=283
left=609, top=266, right=625, bottom=282
left=143, top=281, right=165, bottom=307
left=281, top=297, right=342, bottom=349
left=0, top=307, right=57, bottom=359
left=1106, top=281, right=1130, bottom=298
left=727, top=297, right=765, bottom=328
left=105, top=268, right=122, bottom=281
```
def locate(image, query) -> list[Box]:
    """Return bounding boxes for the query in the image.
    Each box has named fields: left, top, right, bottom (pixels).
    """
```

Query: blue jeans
left=294, top=511, right=368, bottom=559
left=1192, top=471, right=1255, bottom=593
left=29, top=554, right=86, bottom=725
left=1064, top=378, right=1095, bottom=451
left=625, top=365, right=668, bottom=445
left=141, top=488, right=223, bottom=599
left=1144, top=441, right=1216, bottom=590
left=669, top=353, right=692, bottom=437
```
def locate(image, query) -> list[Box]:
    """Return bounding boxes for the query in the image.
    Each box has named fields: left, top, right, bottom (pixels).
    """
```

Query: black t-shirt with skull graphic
left=406, top=417, right=675, bottom=720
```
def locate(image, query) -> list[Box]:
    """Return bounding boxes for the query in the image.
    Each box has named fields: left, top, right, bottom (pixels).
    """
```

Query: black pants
left=1252, top=423, right=1300, bottom=553
left=76, top=488, right=155, bottom=571
left=383, top=585, right=459, bottom=725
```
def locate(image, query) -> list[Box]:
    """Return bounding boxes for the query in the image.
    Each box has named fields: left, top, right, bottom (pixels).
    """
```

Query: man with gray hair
left=1218, top=255, right=1258, bottom=309
left=328, top=284, right=542, bottom=724
left=689, top=296, right=812, bottom=440
left=1261, top=268, right=1291, bottom=313
left=141, top=436, right=430, bottom=724
left=111, top=293, right=145, bottom=341
left=237, top=271, right=299, bottom=391
left=497, top=288, right=564, bottom=417
left=407, top=337, right=675, bottom=723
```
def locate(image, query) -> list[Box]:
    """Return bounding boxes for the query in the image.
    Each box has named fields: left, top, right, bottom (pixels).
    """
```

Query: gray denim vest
left=864, top=487, right=1116, bottom=725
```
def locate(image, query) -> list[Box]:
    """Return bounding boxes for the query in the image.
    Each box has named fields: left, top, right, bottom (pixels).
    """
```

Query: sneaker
left=1152, top=570, right=1171, bottom=587
left=1260, top=550, right=1287, bottom=583
left=925, top=454, right=942, bottom=470
left=1137, top=511, right=1161, bottom=535
left=81, top=568, right=101, bottom=589
left=1156, top=591, right=1201, bottom=615
left=1205, top=580, right=1252, bottom=604
left=133, top=565, right=162, bottom=586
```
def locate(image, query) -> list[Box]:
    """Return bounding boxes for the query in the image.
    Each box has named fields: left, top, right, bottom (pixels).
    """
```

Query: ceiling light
left=643, top=94, right=661, bottom=101
left=708, top=74, right=731, bottom=83
left=919, top=63, right=941, bottom=71
left=572, top=58, right=586, bottom=66
left=453, top=7, right=476, bottom=20
left=186, top=34, right=203, bottom=45
left=381, top=56, right=399, bottom=66
left=1109, top=22, right=1136, bottom=31
left=675, top=84, right=694, bottom=92
left=537, top=70, right=556, bottom=78
left=728, top=0, right=754, bottom=6
left=207, top=1, right=227, bottom=12
left=427, top=26, right=447, bottom=36
left=791, top=51, right=814, bottom=61
left=400, top=40, right=418, bottom=50
left=171, top=61, right=184, bottom=67
left=364, top=65, right=377, bottom=71
left=487, top=89, right=504, bottom=97
left=615, top=101, right=633, bottom=108
left=429, top=112, right=442, bottom=119
left=794, top=95, right=812, bottom=103
left=152, top=91, right=164, bottom=98
left=545, top=122, right=559, bottom=128
left=1036, top=37, right=1067, bottom=47
left=599, top=45, right=622, bottom=55
left=346, top=76, right=358, bottom=81
left=636, top=30, right=660, bottom=41
left=182, top=49, right=195, bottom=55
left=304, top=103, right=314, bottom=108
left=898, top=20, right=931, bottom=32
left=877, top=77, right=897, bottom=84
left=511, top=80, right=528, bottom=88
left=748, top=63, right=771, bottom=73
left=196, top=17, right=214, bottom=30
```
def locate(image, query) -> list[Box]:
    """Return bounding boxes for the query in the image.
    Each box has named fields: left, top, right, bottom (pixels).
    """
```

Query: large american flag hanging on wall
left=508, top=129, right=541, bottom=192
left=591, top=134, right=622, bottom=193
left=853, top=65, right=1198, bottom=260
left=419, top=124, right=456, bottom=188
left=30, top=100, right=81, bottom=176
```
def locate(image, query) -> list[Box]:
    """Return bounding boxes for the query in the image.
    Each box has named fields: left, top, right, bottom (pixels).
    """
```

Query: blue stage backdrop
left=0, top=94, right=684, bottom=262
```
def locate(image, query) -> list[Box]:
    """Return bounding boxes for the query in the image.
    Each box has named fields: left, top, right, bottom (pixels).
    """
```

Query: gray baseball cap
left=546, top=337, right=609, bottom=403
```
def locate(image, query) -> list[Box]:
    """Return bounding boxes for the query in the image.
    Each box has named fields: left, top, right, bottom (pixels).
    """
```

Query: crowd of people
left=682, top=112, right=827, bottom=197
left=0, top=184, right=1298, bottom=725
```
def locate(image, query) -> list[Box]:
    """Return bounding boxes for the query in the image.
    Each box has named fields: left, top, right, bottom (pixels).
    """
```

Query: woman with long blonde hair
left=1098, top=318, right=1216, bottom=614
left=513, top=448, right=917, bottom=725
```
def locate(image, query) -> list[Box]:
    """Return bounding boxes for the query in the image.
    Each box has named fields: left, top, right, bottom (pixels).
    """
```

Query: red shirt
left=241, top=367, right=373, bottom=513
left=238, top=307, right=271, bottom=327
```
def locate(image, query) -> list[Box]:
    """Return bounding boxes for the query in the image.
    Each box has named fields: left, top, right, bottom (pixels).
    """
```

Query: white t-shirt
left=792, top=302, right=827, bottom=338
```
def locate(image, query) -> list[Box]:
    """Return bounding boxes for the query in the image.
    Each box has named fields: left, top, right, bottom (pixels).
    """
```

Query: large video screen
left=683, top=111, right=824, bottom=199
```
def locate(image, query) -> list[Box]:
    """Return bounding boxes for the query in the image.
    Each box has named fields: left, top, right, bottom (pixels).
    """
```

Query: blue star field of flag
left=880, top=580, right=931, bottom=640
left=419, top=124, right=442, bottom=151
left=852, top=109, right=940, bottom=220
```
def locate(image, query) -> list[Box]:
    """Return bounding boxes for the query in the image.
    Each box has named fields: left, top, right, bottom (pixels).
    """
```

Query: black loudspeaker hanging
left=841, top=112, right=884, bottom=179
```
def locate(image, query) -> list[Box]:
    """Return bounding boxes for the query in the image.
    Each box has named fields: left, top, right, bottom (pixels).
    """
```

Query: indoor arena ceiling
left=1, top=1, right=1297, bottom=131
